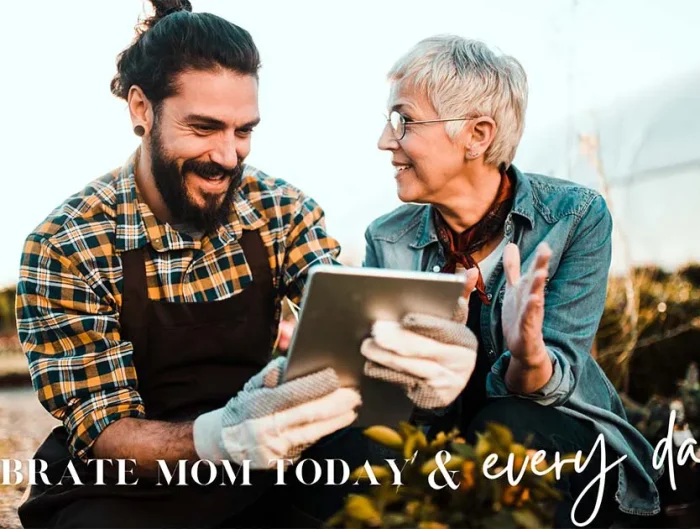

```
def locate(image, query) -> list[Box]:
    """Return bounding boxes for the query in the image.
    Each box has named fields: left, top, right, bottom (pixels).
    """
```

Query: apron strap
left=237, top=229, right=277, bottom=344
left=238, top=228, right=273, bottom=287
left=119, top=247, right=150, bottom=361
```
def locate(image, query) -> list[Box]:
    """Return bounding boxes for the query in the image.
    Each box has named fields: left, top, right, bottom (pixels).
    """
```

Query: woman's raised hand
left=501, top=242, right=551, bottom=370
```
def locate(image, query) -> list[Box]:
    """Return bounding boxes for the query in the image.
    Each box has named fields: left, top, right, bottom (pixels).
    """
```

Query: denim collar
left=508, top=164, right=535, bottom=228
left=410, top=164, right=535, bottom=249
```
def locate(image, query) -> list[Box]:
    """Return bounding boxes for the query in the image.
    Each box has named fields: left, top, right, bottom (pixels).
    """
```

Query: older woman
left=361, top=36, right=661, bottom=526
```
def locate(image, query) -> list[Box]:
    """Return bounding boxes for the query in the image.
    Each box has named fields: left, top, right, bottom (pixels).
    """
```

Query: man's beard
left=149, top=127, right=243, bottom=234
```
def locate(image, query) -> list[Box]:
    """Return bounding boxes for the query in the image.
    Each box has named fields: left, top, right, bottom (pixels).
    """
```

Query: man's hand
left=276, top=318, right=296, bottom=352
left=502, top=242, right=554, bottom=393
left=360, top=269, right=479, bottom=409
left=194, top=357, right=361, bottom=468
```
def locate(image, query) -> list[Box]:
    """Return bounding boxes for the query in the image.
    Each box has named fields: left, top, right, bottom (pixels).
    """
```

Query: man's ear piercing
left=133, top=125, right=146, bottom=137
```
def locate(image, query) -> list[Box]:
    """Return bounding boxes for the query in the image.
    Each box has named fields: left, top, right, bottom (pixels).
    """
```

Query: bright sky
left=1, top=0, right=699, bottom=285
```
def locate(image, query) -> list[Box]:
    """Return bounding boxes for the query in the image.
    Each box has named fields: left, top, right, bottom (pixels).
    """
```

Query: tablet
left=283, top=265, right=465, bottom=428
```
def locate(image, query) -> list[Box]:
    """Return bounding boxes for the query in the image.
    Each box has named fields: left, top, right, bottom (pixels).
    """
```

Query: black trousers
left=459, top=397, right=644, bottom=529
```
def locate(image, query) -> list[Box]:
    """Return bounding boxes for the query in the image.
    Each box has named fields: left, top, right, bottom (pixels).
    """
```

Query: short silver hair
left=388, top=35, right=528, bottom=167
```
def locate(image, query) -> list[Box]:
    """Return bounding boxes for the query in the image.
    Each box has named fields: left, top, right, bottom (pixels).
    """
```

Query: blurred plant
left=580, top=133, right=700, bottom=398
left=679, top=363, right=700, bottom=440
left=619, top=364, right=700, bottom=445
left=0, top=286, right=17, bottom=332
left=596, top=267, right=700, bottom=395
left=325, top=422, right=573, bottom=529
left=0, top=288, right=25, bottom=379
left=580, top=133, right=639, bottom=393
left=620, top=392, right=674, bottom=444
left=621, top=365, right=700, bottom=523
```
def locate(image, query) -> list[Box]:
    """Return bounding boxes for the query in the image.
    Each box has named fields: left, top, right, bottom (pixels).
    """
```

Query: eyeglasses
left=386, top=110, right=476, bottom=140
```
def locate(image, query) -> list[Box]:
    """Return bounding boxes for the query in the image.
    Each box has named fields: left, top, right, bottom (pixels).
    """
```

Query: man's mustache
left=182, top=159, right=242, bottom=179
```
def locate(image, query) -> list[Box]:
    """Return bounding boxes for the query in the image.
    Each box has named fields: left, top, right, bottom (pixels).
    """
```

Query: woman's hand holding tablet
left=284, top=265, right=472, bottom=427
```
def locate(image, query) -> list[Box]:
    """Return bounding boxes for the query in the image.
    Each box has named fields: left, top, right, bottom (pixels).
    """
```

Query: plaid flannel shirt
left=16, top=150, right=341, bottom=459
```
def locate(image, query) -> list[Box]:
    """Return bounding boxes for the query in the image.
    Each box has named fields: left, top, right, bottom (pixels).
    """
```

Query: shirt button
left=487, top=293, right=493, bottom=300
left=432, top=265, right=441, bottom=272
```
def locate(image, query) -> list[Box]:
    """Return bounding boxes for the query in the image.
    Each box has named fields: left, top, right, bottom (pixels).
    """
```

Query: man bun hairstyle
left=110, top=0, right=260, bottom=108
left=145, top=0, right=193, bottom=28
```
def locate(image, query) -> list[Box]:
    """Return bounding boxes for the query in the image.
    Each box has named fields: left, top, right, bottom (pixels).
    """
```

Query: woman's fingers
left=399, top=313, right=478, bottom=348
left=284, top=409, right=358, bottom=449
left=272, top=388, right=361, bottom=432
left=361, top=338, right=446, bottom=380
left=364, top=362, right=460, bottom=392
left=462, top=267, right=479, bottom=298
left=369, top=322, right=469, bottom=360
left=521, top=242, right=548, bottom=283
left=505, top=243, right=551, bottom=287
left=503, top=243, right=521, bottom=286
left=522, top=245, right=550, bottom=308
left=447, top=268, right=478, bottom=324
left=521, top=294, right=545, bottom=340
left=451, top=296, right=470, bottom=325
left=510, top=243, right=551, bottom=303
left=533, top=243, right=552, bottom=275
left=530, top=269, right=548, bottom=298
left=525, top=293, right=544, bottom=315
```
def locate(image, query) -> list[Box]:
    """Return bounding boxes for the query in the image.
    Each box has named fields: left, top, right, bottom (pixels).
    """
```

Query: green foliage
left=596, top=266, right=700, bottom=400
left=326, top=423, right=567, bottom=529
left=0, top=286, right=16, bottom=332
left=678, top=363, right=700, bottom=439
left=621, top=363, right=700, bottom=446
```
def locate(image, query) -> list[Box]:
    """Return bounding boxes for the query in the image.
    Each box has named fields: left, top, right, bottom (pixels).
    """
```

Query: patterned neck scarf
left=433, top=168, right=514, bottom=304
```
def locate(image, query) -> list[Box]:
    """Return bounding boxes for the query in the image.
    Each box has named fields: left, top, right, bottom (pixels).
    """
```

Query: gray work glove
left=361, top=271, right=479, bottom=409
left=194, top=356, right=361, bottom=468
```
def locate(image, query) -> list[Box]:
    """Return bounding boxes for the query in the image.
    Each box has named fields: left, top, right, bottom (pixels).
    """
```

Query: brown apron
left=18, top=229, right=293, bottom=528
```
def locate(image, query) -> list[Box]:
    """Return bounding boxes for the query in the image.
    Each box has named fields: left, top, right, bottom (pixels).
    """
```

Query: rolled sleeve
left=486, top=348, right=575, bottom=406
left=64, top=388, right=145, bottom=460
left=486, top=194, right=613, bottom=406
left=16, top=235, right=145, bottom=460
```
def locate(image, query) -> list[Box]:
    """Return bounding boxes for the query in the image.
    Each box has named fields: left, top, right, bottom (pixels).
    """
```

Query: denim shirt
left=362, top=165, right=661, bottom=516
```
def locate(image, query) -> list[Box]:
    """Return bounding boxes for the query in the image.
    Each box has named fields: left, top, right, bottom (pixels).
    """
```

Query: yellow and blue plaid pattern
left=16, top=150, right=340, bottom=459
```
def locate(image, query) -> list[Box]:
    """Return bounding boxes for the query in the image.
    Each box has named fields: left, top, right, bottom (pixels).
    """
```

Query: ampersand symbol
left=428, top=450, right=460, bottom=490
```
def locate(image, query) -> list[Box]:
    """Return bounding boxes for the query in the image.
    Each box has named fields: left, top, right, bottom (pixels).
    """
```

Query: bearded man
left=14, top=2, right=363, bottom=527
